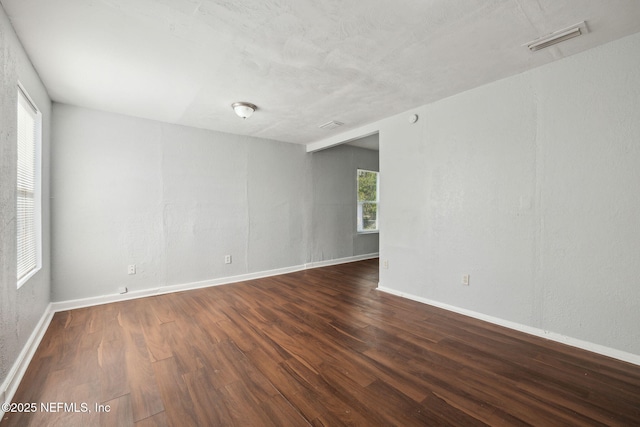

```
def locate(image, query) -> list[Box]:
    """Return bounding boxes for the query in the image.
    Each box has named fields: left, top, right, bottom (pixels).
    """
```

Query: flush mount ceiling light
left=525, top=21, right=587, bottom=52
left=232, top=102, right=257, bottom=119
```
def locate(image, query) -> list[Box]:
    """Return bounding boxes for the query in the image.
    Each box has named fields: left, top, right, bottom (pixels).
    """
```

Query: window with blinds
left=17, top=85, right=42, bottom=288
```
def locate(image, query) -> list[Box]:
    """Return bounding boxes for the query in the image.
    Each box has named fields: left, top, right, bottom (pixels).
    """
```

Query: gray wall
left=0, top=5, right=51, bottom=387
left=51, top=105, right=379, bottom=302
left=309, top=143, right=379, bottom=262
left=379, top=32, right=640, bottom=357
left=51, top=104, right=310, bottom=301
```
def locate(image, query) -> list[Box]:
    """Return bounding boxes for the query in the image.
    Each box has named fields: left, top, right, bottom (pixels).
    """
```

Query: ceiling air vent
left=525, top=21, right=587, bottom=52
left=318, top=120, right=344, bottom=130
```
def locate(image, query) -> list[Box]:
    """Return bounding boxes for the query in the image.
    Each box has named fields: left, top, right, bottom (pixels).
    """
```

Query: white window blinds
left=17, top=86, right=41, bottom=285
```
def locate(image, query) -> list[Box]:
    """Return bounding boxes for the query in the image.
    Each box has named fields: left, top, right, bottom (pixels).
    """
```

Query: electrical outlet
left=118, top=286, right=128, bottom=294
left=127, top=264, right=136, bottom=275
left=383, top=260, right=389, bottom=269
left=462, top=274, right=470, bottom=286
left=224, top=255, right=232, bottom=264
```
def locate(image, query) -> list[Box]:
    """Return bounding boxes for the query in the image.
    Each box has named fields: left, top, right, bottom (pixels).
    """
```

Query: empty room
left=1, top=0, right=640, bottom=425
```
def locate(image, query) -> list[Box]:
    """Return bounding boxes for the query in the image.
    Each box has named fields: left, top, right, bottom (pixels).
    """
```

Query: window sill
left=357, top=230, right=379, bottom=235
left=17, top=266, right=41, bottom=289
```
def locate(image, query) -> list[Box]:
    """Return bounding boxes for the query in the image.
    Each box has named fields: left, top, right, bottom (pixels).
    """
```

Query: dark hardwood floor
left=2, top=259, right=640, bottom=426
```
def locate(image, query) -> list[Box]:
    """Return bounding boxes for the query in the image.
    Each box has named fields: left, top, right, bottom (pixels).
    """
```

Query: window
left=357, top=169, right=379, bottom=232
left=16, top=84, right=42, bottom=288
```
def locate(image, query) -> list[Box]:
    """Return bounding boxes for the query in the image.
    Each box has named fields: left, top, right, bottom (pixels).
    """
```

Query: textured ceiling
left=2, top=0, right=640, bottom=144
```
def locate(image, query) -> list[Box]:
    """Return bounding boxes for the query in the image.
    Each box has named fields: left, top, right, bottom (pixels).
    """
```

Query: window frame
left=356, top=168, right=379, bottom=233
left=16, top=83, right=42, bottom=289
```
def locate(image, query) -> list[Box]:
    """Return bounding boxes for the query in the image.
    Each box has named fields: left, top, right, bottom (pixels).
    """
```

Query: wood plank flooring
left=3, top=259, right=640, bottom=426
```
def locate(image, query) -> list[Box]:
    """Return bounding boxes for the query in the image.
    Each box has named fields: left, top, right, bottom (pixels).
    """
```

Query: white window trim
left=357, top=168, right=379, bottom=234
left=17, top=82, right=42, bottom=289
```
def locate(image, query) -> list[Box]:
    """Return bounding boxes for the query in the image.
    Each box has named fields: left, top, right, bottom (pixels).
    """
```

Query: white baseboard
left=305, top=252, right=379, bottom=269
left=51, top=254, right=379, bottom=313
left=377, top=285, right=640, bottom=367
left=1, top=304, right=54, bottom=417
left=51, top=264, right=307, bottom=313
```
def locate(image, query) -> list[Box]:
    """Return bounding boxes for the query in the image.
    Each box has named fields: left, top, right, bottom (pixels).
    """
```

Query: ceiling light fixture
left=232, top=102, right=257, bottom=119
left=526, top=21, right=587, bottom=52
